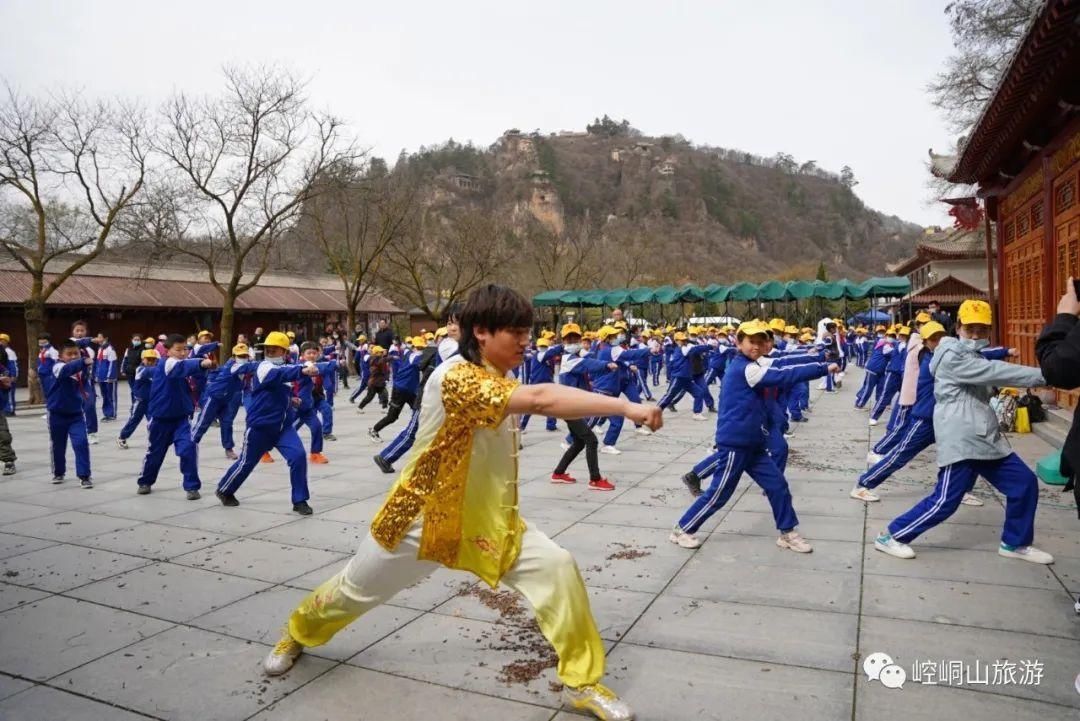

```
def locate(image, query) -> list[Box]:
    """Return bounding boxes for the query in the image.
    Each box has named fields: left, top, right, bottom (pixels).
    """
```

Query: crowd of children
left=5, top=288, right=1061, bottom=721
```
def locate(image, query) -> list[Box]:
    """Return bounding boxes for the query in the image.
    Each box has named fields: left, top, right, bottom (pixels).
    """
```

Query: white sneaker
left=691, top=413, right=707, bottom=421
left=868, top=418, right=878, bottom=427
left=960, top=493, right=984, bottom=507
left=562, top=683, right=634, bottom=721
left=87, top=433, right=98, bottom=445
left=783, top=431, right=795, bottom=439
left=850, top=487, right=880, bottom=502
left=601, top=445, right=621, bottom=455
left=635, top=426, right=652, bottom=436
left=866, top=451, right=884, bottom=465
left=559, top=441, right=571, bottom=451
left=263, top=628, right=303, bottom=676
left=874, top=532, right=915, bottom=559
left=668, top=529, right=702, bottom=549
left=776, top=531, right=813, bottom=553
left=998, top=544, right=1054, bottom=564
left=116, top=438, right=128, bottom=449
left=817, top=382, right=828, bottom=390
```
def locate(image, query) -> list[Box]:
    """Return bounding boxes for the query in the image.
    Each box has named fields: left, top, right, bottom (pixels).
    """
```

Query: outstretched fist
left=628, top=403, right=663, bottom=432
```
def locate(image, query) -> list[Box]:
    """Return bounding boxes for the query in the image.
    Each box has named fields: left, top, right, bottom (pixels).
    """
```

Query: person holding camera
left=1036, top=278, right=1080, bottom=509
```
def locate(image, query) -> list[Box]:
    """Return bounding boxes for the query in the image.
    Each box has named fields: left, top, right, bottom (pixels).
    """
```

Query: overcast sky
left=1, top=0, right=960, bottom=226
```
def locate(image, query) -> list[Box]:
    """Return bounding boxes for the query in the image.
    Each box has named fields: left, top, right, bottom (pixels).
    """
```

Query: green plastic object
left=1036, top=451, right=1068, bottom=486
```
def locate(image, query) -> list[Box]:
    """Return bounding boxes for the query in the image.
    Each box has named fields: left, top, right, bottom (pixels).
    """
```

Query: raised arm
left=508, top=382, right=662, bottom=429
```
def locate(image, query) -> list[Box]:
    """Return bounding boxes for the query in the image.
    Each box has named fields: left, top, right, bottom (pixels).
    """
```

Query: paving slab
left=0, top=673, right=34, bottom=702
left=0, top=685, right=154, bottom=721
left=67, top=561, right=271, bottom=622
left=249, top=664, right=554, bottom=721
left=0, top=582, right=51, bottom=613
left=54, top=625, right=334, bottom=721
left=0, top=531, right=55, bottom=560
left=0, top=544, right=150, bottom=592
left=79, top=522, right=236, bottom=561
left=170, top=537, right=349, bottom=584
left=0, top=595, right=172, bottom=680
left=0, top=509, right=140, bottom=543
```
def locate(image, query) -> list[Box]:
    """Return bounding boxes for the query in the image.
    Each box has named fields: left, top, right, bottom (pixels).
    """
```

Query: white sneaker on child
left=776, top=531, right=813, bottom=553
left=874, top=532, right=915, bottom=559
left=850, top=487, right=880, bottom=502
left=960, top=493, right=984, bottom=506
left=668, top=528, right=702, bottom=549
left=998, top=544, right=1053, bottom=564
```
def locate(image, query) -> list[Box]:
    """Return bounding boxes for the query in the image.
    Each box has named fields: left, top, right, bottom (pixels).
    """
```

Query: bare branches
left=376, top=208, right=511, bottom=321
left=0, top=82, right=148, bottom=295
left=928, top=0, right=1040, bottom=135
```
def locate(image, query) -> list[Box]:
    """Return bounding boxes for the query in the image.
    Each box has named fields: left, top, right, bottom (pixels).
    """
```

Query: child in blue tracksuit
left=70, top=321, right=99, bottom=442
left=594, top=331, right=651, bottom=451
left=874, top=301, right=1051, bottom=563
left=657, top=333, right=712, bottom=418
left=869, top=327, right=909, bottom=424
left=136, top=334, right=213, bottom=499
left=291, top=342, right=337, bottom=464
left=94, top=334, right=119, bottom=421
left=217, top=331, right=320, bottom=514
left=318, top=341, right=339, bottom=440
left=117, top=350, right=159, bottom=448
left=671, top=321, right=835, bottom=552
left=0, top=334, right=17, bottom=415
left=519, top=338, right=561, bottom=432
left=369, top=338, right=424, bottom=440
left=191, top=331, right=219, bottom=407
left=374, top=329, right=460, bottom=474
left=41, top=341, right=94, bottom=487
left=854, top=331, right=893, bottom=409
left=191, top=343, right=249, bottom=460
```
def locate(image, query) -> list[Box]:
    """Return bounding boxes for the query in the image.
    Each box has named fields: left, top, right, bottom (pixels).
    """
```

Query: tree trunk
left=219, top=294, right=235, bottom=356
left=23, top=293, right=47, bottom=405
left=346, top=306, right=357, bottom=341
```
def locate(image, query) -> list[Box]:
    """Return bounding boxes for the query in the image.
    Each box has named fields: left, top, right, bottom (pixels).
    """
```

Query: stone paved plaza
left=0, top=366, right=1077, bottom=721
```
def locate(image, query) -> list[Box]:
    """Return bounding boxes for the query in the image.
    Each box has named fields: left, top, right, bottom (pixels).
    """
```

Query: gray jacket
left=929, top=337, right=1045, bottom=467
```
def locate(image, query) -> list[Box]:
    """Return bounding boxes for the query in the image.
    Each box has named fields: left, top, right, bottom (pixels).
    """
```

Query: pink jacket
left=897, top=334, right=923, bottom=406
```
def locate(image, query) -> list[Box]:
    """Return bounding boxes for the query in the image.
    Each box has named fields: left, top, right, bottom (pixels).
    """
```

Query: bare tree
left=928, top=0, right=1040, bottom=135
left=299, top=161, right=417, bottom=333
left=146, top=65, right=359, bottom=351
left=515, top=218, right=602, bottom=297
left=0, top=84, right=147, bottom=402
left=376, top=209, right=511, bottom=322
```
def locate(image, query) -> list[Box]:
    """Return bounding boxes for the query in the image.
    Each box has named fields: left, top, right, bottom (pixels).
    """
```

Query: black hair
left=71, top=319, right=87, bottom=331
left=446, top=302, right=464, bottom=324
left=59, top=339, right=79, bottom=352
left=38, top=332, right=51, bottom=342
left=825, top=322, right=837, bottom=333
left=458, top=284, right=534, bottom=365
left=165, top=333, right=186, bottom=347
left=300, top=341, right=319, bottom=352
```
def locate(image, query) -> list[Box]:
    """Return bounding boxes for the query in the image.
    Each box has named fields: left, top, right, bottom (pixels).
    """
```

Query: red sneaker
left=551, top=472, right=577, bottom=484
left=309, top=452, right=329, bottom=464
left=260, top=452, right=274, bottom=464
left=589, top=478, right=616, bottom=491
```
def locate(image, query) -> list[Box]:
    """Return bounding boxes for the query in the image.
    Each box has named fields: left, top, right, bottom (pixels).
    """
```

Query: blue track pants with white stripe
left=887, top=453, right=1037, bottom=546
left=679, top=445, right=797, bottom=534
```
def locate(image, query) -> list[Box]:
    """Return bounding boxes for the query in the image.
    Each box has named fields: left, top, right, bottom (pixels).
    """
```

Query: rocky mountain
left=398, top=122, right=922, bottom=296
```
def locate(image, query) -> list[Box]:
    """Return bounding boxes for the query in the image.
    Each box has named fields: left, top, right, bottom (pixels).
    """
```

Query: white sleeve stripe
left=164, top=357, right=180, bottom=375
left=744, top=363, right=768, bottom=388
left=52, top=364, right=64, bottom=378
left=256, top=361, right=273, bottom=383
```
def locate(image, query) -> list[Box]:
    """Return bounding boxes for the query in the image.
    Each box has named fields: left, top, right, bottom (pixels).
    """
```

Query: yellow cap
left=597, top=325, right=619, bottom=340
left=197, top=330, right=213, bottom=339
left=897, top=326, right=911, bottom=337
left=855, top=328, right=867, bottom=335
left=560, top=323, right=582, bottom=338
left=370, top=345, right=386, bottom=355
left=613, top=320, right=628, bottom=331
left=784, top=325, right=799, bottom=335
left=798, top=333, right=814, bottom=343
left=140, top=349, right=159, bottom=360
left=435, top=327, right=448, bottom=338
left=411, top=336, right=426, bottom=349
left=673, top=331, right=688, bottom=341
left=721, top=325, right=735, bottom=333
left=665, top=325, right=676, bottom=333
left=357, top=334, right=367, bottom=342
left=264, top=331, right=290, bottom=350
left=424, top=331, right=435, bottom=340
left=541, top=329, right=556, bottom=339
left=536, top=337, right=551, bottom=347
left=958, top=299, right=992, bottom=325
left=232, top=343, right=249, bottom=356
left=768, top=318, right=786, bottom=333
left=286, top=331, right=296, bottom=339
left=915, top=311, right=932, bottom=323
left=0, top=333, right=9, bottom=343
left=919, top=321, right=946, bottom=339
left=737, top=320, right=770, bottom=337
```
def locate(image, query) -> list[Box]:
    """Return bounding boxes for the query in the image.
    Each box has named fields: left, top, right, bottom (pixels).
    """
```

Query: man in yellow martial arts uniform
left=263, top=285, right=659, bottom=721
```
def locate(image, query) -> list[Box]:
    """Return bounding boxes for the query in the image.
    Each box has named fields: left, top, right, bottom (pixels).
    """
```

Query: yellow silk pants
left=287, top=521, right=606, bottom=688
